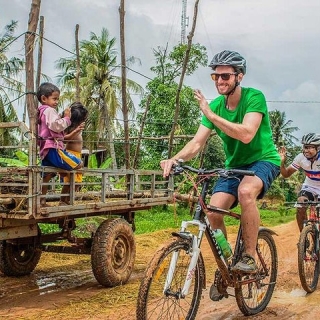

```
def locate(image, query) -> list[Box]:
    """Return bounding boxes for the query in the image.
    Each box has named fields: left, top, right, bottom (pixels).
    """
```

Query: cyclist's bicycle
left=136, top=162, right=278, bottom=319
left=295, top=199, right=320, bottom=293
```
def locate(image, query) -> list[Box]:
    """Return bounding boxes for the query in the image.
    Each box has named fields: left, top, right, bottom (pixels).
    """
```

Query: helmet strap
left=224, top=76, right=239, bottom=109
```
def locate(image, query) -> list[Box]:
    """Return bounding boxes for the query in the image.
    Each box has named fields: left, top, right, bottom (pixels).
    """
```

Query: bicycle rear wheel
left=298, top=224, right=320, bottom=293
left=136, top=238, right=205, bottom=320
left=235, top=229, right=278, bottom=315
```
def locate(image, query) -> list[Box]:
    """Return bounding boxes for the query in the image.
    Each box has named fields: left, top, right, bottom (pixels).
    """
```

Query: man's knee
left=206, top=210, right=224, bottom=223
left=238, top=185, right=257, bottom=204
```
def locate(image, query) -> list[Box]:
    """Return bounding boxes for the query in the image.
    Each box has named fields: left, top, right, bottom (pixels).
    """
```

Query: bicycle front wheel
left=298, top=224, right=320, bottom=293
left=136, top=238, right=205, bottom=320
left=235, top=229, right=278, bottom=315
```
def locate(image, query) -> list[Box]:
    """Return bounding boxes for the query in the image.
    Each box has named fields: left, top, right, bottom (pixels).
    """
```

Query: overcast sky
left=2, top=0, right=320, bottom=140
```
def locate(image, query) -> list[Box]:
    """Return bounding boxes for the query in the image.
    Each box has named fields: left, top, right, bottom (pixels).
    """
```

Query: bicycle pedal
left=209, top=281, right=228, bottom=301
left=232, top=269, right=258, bottom=276
left=209, top=290, right=224, bottom=302
left=209, top=289, right=228, bottom=301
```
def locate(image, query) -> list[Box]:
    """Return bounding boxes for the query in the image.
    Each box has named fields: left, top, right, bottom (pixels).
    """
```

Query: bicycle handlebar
left=172, top=161, right=255, bottom=178
left=284, top=201, right=320, bottom=206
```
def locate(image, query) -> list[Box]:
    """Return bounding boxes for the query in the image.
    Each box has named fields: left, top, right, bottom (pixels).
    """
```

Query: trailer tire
left=0, top=240, right=42, bottom=276
left=91, top=218, right=136, bottom=287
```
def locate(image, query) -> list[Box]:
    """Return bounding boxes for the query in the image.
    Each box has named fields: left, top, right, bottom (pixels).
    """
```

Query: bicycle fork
left=163, top=220, right=206, bottom=297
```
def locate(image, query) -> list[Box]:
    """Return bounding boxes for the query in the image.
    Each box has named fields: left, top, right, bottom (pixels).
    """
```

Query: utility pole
left=181, top=0, right=189, bottom=44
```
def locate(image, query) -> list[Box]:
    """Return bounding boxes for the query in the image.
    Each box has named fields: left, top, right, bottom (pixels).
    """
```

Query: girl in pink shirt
left=37, top=82, right=83, bottom=206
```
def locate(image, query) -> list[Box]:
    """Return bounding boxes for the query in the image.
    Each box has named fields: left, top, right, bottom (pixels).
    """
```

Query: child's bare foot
left=74, top=161, right=83, bottom=170
left=40, top=200, right=51, bottom=207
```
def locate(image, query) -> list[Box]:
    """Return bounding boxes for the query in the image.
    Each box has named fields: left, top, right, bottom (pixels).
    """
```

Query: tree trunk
left=119, top=0, right=130, bottom=169
left=133, top=94, right=151, bottom=169
left=75, top=24, right=80, bottom=102
left=25, top=0, right=41, bottom=214
left=25, top=0, right=41, bottom=166
left=103, top=102, right=118, bottom=170
left=167, top=0, right=200, bottom=159
left=35, top=15, right=44, bottom=90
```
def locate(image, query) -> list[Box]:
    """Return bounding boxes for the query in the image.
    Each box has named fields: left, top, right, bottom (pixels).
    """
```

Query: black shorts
left=298, top=189, right=318, bottom=201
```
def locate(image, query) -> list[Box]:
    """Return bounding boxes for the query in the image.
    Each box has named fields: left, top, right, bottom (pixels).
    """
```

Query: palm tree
left=269, top=110, right=299, bottom=148
left=56, top=28, right=143, bottom=169
left=0, top=20, right=25, bottom=156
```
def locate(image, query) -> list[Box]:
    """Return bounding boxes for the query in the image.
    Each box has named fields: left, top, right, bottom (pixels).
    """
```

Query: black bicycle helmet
left=209, top=50, right=246, bottom=75
left=301, top=133, right=320, bottom=145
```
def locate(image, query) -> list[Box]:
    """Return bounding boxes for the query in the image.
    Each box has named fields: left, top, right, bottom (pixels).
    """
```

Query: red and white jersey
left=291, top=152, right=320, bottom=194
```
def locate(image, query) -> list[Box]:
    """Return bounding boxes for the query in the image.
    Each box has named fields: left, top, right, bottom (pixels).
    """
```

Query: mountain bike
left=295, top=199, right=320, bottom=293
left=136, top=162, right=278, bottom=319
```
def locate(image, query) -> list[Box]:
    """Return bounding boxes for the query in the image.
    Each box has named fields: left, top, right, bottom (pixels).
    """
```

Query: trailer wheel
left=91, top=218, right=136, bottom=287
left=0, top=239, right=42, bottom=276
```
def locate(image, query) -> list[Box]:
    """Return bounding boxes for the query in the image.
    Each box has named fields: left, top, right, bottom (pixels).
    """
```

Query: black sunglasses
left=211, top=72, right=237, bottom=81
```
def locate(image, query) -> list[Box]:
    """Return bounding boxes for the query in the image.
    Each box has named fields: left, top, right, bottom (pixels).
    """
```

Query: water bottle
left=213, top=229, right=232, bottom=259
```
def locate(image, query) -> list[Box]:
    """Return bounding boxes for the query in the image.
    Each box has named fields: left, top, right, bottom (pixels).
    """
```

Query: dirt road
left=1, top=220, right=320, bottom=319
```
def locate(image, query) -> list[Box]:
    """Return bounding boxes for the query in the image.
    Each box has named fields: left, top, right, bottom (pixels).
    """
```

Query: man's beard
left=217, top=81, right=237, bottom=96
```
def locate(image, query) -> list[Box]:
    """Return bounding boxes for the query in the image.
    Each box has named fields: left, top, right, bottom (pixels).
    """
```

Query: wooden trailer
left=0, top=121, right=173, bottom=287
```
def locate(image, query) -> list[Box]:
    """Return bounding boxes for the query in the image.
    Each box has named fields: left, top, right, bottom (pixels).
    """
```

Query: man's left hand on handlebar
left=160, top=159, right=178, bottom=177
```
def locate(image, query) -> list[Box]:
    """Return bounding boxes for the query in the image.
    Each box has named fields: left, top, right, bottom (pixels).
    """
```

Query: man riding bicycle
left=160, top=50, right=280, bottom=300
left=279, top=133, right=320, bottom=231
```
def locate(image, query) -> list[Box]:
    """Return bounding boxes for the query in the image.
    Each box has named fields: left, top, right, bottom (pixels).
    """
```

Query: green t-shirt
left=201, top=87, right=280, bottom=169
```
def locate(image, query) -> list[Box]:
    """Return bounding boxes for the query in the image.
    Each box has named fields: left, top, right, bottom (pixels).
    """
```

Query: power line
left=4, top=31, right=320, bottom=107
left=0, top=32, right=27, bottom=53
left=267, top=100, right=320, bottom=104
left=205, top=98, right=320, bottom=104
left=25, top=31, right=75, bottom=55
left=0, top=84, right=24, bottom=93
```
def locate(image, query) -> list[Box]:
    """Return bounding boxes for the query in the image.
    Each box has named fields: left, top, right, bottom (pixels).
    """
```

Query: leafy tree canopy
left=136, top=43, right=212, bottom=169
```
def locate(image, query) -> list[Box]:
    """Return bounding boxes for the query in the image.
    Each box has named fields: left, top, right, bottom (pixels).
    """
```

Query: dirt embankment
left=1, top=221, right=320, bottom=320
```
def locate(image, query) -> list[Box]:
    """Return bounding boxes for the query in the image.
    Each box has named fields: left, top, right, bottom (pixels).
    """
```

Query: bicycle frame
left=165, top=219, right=204, bottom=297
left=304, top=202, right=320, bottom=258
left=286, top=200, right=320, bottom=226
left=292, top=200, right=320, bottom=255
left=163, top=169, right=245, bottom=297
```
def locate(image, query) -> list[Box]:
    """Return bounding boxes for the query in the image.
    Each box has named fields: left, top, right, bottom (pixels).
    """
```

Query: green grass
left=134, top=203, right=296, bottom=234
left=260, top=206, right=296, bottom=226
left=134, top=205, right=192, bottom=234
left=39, top=203, right=296, bottom=237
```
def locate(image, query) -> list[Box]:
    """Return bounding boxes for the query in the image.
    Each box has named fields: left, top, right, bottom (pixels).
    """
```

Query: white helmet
left=301, top=133, right=320, bottom=145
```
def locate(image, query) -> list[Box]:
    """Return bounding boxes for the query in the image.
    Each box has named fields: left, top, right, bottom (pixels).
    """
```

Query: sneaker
left=209, top=270, right=224, bottom=301
left=231, top=253, right=258, bottom=274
